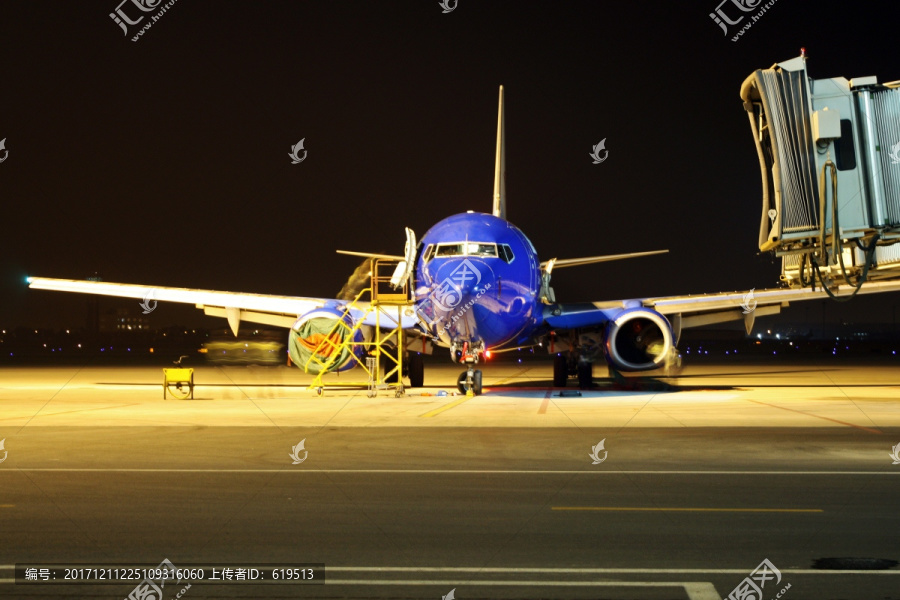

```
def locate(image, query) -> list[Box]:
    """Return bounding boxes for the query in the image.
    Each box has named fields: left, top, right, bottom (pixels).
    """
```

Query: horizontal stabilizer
left=336, top=250, right=404, bottom=260
left=542, top=249, right=668, bottom=270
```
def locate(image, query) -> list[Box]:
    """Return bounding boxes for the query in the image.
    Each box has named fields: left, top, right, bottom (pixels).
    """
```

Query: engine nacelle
left=288, top=307, right=370, bottom=374
left=603, top=308, right=674, bottom=372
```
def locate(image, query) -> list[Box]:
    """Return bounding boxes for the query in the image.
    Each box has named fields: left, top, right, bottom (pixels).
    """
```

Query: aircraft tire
left=457, top=371, right=467, bottom=393
left=408, top=352, right=424, bottom=388
left=473, top=370, right=483, bottom=395
left=380, top=346, right=400, bottom=383
left=553, top=353, right=568, bottom=387
left=577, top=361, right=593, bottom=390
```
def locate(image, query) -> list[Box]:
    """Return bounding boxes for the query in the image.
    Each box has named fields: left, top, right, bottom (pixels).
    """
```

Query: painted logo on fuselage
left=432, top=259, right=482, bottom=312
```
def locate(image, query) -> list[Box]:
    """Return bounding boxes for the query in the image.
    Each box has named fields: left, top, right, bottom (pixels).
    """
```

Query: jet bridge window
left=833, top=119, right=857, bottom=171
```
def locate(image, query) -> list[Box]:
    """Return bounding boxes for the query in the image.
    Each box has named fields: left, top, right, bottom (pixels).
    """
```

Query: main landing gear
left=454, top=341, right=484, bottom=396
left=553, top=352, right=594, bottom=390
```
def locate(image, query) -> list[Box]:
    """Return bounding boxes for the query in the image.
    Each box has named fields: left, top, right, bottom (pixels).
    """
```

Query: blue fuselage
left=415, top=212, right=543, bottom=351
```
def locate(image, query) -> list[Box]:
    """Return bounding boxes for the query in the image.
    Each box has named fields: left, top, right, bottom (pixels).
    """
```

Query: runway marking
left=420, top=395, right=474, bottom=417
left=0, top=576, right=717, bottom=598
left=0, top=504, right=14, bottom=508
left=323, top=580, right=720, bottom=598
left=489, top=367, right=533, bottom=387
left=320, top=566, right=900, bottom=574
left=747, top=399, right=883, bottom=434
left=538, top=388, right=552, bottom=414
left=1, top=469, right=898, bottom=475
left=20, top=403, right=142, bottom=418
left=552, top=506, right=823, bottom=513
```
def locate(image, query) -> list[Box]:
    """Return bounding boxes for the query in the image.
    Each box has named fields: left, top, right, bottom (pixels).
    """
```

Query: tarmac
left=1, top=356, right=900, bottom=599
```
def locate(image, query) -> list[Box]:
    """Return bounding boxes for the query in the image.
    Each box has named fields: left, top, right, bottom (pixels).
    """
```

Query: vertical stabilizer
left=492, top=85, right=506, bottom=220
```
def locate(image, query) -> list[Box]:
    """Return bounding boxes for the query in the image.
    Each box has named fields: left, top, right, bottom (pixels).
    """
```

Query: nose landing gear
left=457, top=367, right=483, bottom=396
left=454, top=341, right=484, bottom=396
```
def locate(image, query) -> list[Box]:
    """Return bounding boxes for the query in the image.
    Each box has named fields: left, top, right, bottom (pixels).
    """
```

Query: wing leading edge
left=26, top=277, right=419, bottom=334
left=545, top=279, right=900, bottom=335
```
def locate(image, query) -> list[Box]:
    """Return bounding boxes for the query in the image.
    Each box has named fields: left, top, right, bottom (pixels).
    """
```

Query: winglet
left=492, top=85, right=506, bottom=220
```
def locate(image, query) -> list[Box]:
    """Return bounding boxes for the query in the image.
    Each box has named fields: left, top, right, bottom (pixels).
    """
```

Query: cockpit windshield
left=433, top=242, right=498, bottom=258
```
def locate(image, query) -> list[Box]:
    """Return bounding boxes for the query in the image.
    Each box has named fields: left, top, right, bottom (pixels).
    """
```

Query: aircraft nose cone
left=430, top=258, right=494, bottom=312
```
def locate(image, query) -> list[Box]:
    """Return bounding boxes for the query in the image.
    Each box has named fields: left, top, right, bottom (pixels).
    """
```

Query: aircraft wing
left=26, top=277, right=419, bottom=334
left=544, top=279, right=900, bottom=334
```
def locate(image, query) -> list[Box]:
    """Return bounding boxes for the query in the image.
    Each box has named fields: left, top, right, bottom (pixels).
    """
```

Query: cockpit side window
left=422, top=244, right=435, bottom=262
left=498, top=244, right=515, bottom=264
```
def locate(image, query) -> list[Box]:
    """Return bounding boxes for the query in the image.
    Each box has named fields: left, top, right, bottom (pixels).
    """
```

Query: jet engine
left=603, top=308, right=674, bottom=371
left=288, top=307, right=370, bottom=374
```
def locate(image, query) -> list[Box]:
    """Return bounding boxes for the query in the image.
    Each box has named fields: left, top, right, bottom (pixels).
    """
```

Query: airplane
left=28, top=80, right=900, bottom=395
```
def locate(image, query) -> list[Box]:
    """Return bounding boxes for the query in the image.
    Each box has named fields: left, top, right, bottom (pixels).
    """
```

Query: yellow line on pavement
left=552, top=507, right=822, bottom=513
left=420, top=395, right=474, bottom=417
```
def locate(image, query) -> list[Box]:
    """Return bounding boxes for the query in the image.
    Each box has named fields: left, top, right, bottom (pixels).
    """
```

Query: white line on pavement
left=1, top=469, right=898, bottom=474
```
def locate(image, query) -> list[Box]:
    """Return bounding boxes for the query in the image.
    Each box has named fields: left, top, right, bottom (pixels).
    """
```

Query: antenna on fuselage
left=492, top=85, right=506, bottom=220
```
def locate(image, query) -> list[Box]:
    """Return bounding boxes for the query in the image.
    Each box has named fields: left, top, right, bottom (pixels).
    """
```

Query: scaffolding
left=306, top=259, right=414, bottom=397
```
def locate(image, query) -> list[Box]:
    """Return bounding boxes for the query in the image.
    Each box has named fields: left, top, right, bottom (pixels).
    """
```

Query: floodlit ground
left=1, top=357, right=899, bottom=599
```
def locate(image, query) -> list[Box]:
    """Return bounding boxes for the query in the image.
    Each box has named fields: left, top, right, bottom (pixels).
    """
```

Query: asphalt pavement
left=2, top=357, right=900, bottom=599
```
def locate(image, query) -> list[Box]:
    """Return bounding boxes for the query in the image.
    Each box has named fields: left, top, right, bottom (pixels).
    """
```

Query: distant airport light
left=485, top=350, right=492, bottom=359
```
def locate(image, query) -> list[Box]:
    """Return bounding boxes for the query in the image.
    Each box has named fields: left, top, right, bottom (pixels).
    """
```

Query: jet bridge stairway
left=306, top=259, right=415, bottom=397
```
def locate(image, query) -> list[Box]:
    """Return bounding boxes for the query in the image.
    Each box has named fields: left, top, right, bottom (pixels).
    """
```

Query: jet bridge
left=741, top=51, right=900, bottom=296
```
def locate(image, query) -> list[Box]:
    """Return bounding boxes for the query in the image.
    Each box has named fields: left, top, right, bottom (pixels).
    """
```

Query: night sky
left=2, top=1, right=899, bottom=330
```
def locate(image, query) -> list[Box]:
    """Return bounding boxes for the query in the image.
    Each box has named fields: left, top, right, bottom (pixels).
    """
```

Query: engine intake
left=288, top=307, right=370, bottom=374
left=603, top=308, right=673, bottom=371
